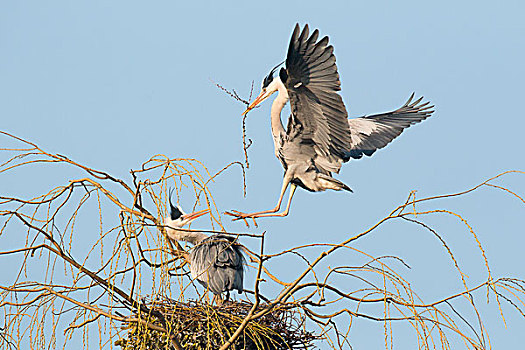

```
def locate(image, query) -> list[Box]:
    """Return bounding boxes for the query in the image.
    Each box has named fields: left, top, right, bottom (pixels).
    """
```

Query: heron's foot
left=224, top=210, right=259, bottom=227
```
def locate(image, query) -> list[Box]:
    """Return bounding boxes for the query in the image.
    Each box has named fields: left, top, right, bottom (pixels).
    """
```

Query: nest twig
left=116, top=297, right=318, bottom=350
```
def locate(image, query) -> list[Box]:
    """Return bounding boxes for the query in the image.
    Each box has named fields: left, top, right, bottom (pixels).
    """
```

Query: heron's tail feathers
left=317, top=174, right=353, bottom=193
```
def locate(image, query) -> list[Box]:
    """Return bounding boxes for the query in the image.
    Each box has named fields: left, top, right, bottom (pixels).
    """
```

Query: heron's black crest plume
left=262, top=61, right=285, bottom=89
left=168, top=189, right=183, bottom=220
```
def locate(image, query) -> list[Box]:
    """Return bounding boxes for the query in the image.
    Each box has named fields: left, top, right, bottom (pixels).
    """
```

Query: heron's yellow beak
left=242, top=89, right=268, bottom=116
left=181, top=209, right=210, bottom=222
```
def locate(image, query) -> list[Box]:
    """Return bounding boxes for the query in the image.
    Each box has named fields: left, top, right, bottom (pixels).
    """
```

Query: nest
left=115, top=298, right=318, bottom=350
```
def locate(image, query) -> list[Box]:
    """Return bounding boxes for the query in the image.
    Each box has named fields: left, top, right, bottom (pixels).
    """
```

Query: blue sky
left=1, top=1, right=524, bottom=348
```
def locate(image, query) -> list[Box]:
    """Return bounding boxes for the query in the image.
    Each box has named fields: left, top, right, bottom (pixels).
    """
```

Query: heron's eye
left=262, top=72, right=274, bottom=89
left=170, top=206, right=183, bottom=220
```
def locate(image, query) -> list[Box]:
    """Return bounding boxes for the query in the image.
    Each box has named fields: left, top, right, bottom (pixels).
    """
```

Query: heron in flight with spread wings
left=164, top=196, right=245, bottom=301
left=227, top=24, right=434, bottom=221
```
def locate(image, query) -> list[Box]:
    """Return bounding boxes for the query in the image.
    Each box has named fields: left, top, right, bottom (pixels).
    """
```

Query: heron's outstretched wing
left=346, top=94, right=434, bottom=160
left=283, top=24, right=352, bottom=173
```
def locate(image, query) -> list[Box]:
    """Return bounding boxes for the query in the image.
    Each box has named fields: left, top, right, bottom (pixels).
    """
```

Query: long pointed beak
left=181, top=208, right=210, bottom=223
left=242, top=90, right=267, bottom=116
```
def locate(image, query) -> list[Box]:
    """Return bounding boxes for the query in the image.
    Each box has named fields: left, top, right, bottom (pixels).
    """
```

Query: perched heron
left=227, top=24, right=434, bottom=220
left=164, top=197, right=245, bottom=300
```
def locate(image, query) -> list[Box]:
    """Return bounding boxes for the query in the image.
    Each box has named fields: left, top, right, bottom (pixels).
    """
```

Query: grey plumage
left=346, top=93, right=433, bottom=160
left=227, top=24, right=434, bottom=220
left=284, top=24, right=352, bottom=176
left=164, top=199, right=245, bottom=297
left=279, top=23, right=354, bottom=191
left=281, top=25, right=434, bottom=187
left=189, top=234, right=245, bottom=296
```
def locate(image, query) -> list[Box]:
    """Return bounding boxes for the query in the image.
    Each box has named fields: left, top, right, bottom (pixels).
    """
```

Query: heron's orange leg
left=225, top=183, right=296, bottom=221
left=251, top=184, right=296, bottom=218
left=212, top=294, right=224, bottom=306
left=225, top=179, right=291, bottom=220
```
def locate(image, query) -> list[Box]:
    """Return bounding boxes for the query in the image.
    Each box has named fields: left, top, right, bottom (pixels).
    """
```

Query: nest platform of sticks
left=115, top=298, right=318, bottom=349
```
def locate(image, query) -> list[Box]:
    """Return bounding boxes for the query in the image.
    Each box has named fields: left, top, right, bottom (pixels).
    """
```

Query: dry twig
left=1, top=131, right=525, bottom=349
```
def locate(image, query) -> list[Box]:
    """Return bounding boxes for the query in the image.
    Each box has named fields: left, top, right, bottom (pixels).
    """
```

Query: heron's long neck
left=165, top=219, right=207, bottom=245
left=270, top=80, right=288, bottom=147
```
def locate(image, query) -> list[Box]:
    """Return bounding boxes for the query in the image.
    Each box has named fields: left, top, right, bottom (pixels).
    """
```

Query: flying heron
left=164, top=197, right=245, bottom=301
left=227, top=24, right=434, bottom=221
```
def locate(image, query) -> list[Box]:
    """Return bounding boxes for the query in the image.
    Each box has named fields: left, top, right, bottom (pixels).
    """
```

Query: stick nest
left=115, top=298, right=318, bottom=349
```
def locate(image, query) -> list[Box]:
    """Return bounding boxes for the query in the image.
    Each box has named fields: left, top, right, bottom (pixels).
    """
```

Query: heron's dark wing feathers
left=346, top=94, right=434, bottom=160
left=189, top=234, right=245, bottom=295
left=284, top=24, right=352, bottom=174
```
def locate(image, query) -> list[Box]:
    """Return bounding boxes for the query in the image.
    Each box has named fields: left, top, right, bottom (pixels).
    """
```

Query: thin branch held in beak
left=242, top=90, right=266, bottom=116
